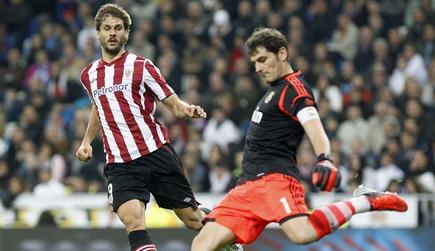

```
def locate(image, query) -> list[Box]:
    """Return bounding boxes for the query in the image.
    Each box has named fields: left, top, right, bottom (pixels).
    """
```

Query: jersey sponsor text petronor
left=93, top=83, right=129, bottom=98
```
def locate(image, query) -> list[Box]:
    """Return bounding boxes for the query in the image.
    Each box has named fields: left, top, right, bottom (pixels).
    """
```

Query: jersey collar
left=101, top=51, right=129, bottom=66
left=269, top=70, right=302, bottom=86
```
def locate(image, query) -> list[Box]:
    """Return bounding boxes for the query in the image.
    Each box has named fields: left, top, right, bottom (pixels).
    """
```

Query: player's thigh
left=280, top=215, right=317, bottom=244
left=195, top=222, right=236, bottom=248
left=147, top=145, right=198, bottom=209
left=116, top=199, right=146, bottom=230
left=104, top=161, right=152, bottom=212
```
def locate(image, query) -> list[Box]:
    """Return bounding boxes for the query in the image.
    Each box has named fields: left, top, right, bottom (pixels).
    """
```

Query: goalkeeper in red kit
left=191, top=28, right=408, bottom=251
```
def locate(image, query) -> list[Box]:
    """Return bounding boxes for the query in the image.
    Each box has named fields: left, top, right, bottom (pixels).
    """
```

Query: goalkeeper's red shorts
left=205, top=173, right=309, bottom=244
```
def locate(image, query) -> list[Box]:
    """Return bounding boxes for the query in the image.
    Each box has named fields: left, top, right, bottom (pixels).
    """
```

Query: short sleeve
left=143, top=60, right=174, bottom=100
left=278, top=77, right=317, bottom=117
left=80, top=65, right=95, bottom=103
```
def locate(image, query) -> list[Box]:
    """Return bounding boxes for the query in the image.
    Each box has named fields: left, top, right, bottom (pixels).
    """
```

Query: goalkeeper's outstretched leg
left=294, top=185, right=408, bottom=242
left=191, top=185, right=407, bottom=250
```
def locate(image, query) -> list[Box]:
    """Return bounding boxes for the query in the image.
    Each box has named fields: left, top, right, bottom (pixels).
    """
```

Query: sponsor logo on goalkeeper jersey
left=251, top=107, right=263, bottom=124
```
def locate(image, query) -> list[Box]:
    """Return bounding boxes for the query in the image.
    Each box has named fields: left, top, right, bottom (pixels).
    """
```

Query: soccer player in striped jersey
left=191, top=28, right=408, bottom=251
left=76, top=4, right=208, bottom=251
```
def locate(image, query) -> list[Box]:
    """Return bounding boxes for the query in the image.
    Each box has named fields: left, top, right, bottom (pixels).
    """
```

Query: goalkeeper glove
left=311, top=154, right=341, bottom=192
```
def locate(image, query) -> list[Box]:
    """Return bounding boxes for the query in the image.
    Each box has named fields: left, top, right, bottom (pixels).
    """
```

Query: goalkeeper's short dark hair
left=245, top=27, right=288, bottom=55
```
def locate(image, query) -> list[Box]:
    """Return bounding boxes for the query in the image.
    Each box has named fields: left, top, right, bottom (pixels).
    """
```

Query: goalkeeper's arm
left=297, top=106, right=340, bottom=192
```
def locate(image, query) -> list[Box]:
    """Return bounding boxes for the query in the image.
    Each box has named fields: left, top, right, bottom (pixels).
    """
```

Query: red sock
left=308, top=200, right=359, bottom=240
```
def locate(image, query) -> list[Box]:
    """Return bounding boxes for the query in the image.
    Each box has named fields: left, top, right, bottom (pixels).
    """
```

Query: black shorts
left=103, top=144, right=198, bottom=212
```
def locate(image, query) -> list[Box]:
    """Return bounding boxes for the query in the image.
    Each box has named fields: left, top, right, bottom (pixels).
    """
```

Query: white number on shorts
left=108, top=183, right=113, bottom=204
left=279, top=197, right=291, bottom=214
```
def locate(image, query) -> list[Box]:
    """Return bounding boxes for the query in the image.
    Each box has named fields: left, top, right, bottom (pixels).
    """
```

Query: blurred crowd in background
left=0, top=0, right=434, bottom=212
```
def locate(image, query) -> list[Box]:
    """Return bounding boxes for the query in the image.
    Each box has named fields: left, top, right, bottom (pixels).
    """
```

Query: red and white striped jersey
left=80, top=52, right=174, bottom=163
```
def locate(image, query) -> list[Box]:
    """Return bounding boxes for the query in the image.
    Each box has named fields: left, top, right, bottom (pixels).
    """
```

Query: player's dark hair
left=245, top=27, right=288, bottom=55
left=94, top=3, right=132, bottom=31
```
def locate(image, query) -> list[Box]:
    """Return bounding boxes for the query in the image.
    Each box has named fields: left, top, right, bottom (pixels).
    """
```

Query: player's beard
left=101, top=36, right=127, bottom=56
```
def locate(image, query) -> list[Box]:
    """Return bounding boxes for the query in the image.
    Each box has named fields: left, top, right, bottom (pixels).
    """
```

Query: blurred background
left=0, top=0, right=434, bottom=250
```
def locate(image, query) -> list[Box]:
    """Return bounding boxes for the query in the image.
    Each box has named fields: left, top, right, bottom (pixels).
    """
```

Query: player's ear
left=278, top=47, right=288, bottom=62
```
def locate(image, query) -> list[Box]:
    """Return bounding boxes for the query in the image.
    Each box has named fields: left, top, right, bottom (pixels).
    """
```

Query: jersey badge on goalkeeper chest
left=265, top=91, right=275, bottom=103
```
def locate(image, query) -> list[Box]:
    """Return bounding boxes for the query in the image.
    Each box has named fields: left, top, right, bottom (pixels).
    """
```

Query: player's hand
left=311, top=158, right=341, bottom=192
left=186, top=104, right=207, bottom=119
left=76, top=144, right=93, bottom=162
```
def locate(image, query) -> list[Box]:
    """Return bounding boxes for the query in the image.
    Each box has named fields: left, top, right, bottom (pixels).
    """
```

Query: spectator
left=403, top=99, right=433, bottom=144
left=0, top=176, right=25, bottom=208
left=386, top=179, right=402, bottom=194
left=406, top=8, right=427, bottom=44
left=368, top=12, right=386, bottom=38
left=342, top=74, right=372, bottom=115
left=389, top=54, right=408, bottom=96
left=181, top=141, right=207, bottom=192
left=207, top=160, right=235, bottom=193
left=202, top=106, right=240, bottom=156
left=0, top=109, right=6, bottom=158
left=232, top=75, right=260, bottom=127
left=347, top=153, right=376, bottom=190
left=408, top=149, right=435, bottom=193
left=403, top=43, right=428, bottom=85
left=397, top=131, right=418, bottom=170
left=354, top=26, right=374, bottom=73
left=0, top=159, right=10, bottom=190
left=337, top=105, right=369, bottom=155
left=418, top=24, right=435, bottom=66
left=36, top=210, right=58, bottom=227
left=4, top=0, right=31, bottom=46
left=304, top=0, right=334, bottom=44
left=403, top=177, right=423, bottom=194
left=0, top=48, right=26, bottom=91
left=387, top=27, right=404, bottom=63
left=312, top=74, right=343, bottom=113
left=422, top=59, right=435, bottom=105
left=380, top=0, right=406, bottom=28
left=366, top=101, right=399, bottom=154
left=77, top=16, right=99, bottom=54
left=327, top=13, right=359, bottom=61
left=127, top=29, right=155, bottom=62
left=233, top=0, right=257, bottom=38
left=374, top=151, right=404, bottom=191
left=372, top=38, right=393, bottom=74
left=33, top=169, right=66, bottom=196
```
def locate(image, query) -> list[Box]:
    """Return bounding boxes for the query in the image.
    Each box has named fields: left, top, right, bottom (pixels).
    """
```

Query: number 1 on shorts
left=279, top=197, right=291, bottom=213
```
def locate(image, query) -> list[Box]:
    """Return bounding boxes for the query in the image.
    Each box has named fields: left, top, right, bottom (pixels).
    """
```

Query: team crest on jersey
left=265, top=91, right=275, bottom=103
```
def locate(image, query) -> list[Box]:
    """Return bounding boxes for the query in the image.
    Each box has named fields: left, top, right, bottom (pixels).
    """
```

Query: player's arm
left=298, top=107, right=330, bottom=156
left=76, top=104, right=100, bottom=161
left=298, top=107, right=340, bottom=192
left=161, top=93, right=207, bottom=119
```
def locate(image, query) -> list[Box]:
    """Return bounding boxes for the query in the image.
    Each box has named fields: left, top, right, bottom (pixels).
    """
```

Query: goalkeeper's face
left=97, top=15, right=129, bottom=56
left=249, top=46, right=288, bottom=84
